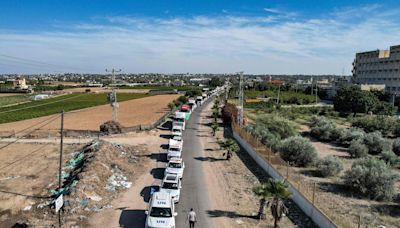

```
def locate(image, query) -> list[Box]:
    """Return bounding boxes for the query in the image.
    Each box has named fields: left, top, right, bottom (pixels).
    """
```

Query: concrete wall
left=233, top=131, right=337, bottom=228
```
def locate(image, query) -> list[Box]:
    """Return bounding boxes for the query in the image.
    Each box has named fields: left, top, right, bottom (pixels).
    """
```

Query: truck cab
left=145, top=192, right=177, bottom=228
left=171, top=125, right=183, bottom=138
left=159, top=173, right=182, bottom=203
left=165, top=157, right=185, bottom=179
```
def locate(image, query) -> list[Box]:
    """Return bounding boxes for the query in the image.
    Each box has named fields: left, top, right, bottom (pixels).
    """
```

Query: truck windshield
left=162, top=182, right=179, bottom=190
left=169, top=162, right=182, bottom=168
left=169, top=147, right=180, bottom=152
left=174, top=118, right=184, bottom=122
left=150, top=207, right=172, bottom=217
left=172, top=129, right=181, bottom=133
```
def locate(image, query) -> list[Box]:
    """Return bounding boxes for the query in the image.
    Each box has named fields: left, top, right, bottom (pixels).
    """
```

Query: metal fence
left=232, top=122, right=343, bottom=227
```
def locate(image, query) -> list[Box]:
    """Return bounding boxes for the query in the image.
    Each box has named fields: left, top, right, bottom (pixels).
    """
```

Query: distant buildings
left=353, top=45, right=400, bottom=94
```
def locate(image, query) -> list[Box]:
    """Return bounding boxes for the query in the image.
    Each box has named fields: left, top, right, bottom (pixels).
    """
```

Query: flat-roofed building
left=352, top=45, right=400, bottom=94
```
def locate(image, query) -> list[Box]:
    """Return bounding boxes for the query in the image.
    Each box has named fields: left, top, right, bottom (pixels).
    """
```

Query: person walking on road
left=186, top=208, right=197, bottom=228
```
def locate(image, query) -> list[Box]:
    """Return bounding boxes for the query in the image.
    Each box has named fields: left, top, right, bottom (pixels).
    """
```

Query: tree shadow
left=205, top=148, right=214, bottom=151
left=151, top=167, right=165, bottom=180
left=318, top=182, right=357, bottom=198
left=147, top=153, right=167, bottom=162
left=140, top=186, right=159, bottom=203
left=119, top=209, right=146, bottom=228
left=372, top=204, right=400, bottom=217
left=206, top=210, right=257, bottom=219
left=193, top=156, right=226, bottom=162
left=299, top=169, right=322, bottom=178
left=160, top=120, right=173, bottom=130
left=160, top=134, right=172, bottom=139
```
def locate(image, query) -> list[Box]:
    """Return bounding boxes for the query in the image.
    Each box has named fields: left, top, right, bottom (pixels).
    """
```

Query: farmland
left=0, top=93, right=149, bottom=124
left=0, top=94, right=31, bottom=107
left=0, top=94, right=179, bottom=132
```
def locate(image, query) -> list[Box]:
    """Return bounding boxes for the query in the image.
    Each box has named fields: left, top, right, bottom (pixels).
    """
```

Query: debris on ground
left=100, top=121, right=123, bottom=134
left=5, top=140, right=148, bottom=227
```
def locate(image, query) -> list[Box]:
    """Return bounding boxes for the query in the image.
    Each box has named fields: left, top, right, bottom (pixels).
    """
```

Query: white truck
left=165, top=157, right=185, bottom=179
left=172, top=112, right=186, bottom=130
left=196, top=96, right=203, bottom=106
left=171, top=125, right=183, bottom=138
left=159, top=173, right=182, bottom=203
left=167, top=139, right=182, bottom=160
left=188, top=99, right=197, bottom=111
left=145, top=192, right=177, bottom=228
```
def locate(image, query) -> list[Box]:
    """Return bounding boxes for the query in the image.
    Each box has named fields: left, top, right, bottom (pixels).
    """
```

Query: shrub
left=392, top=138, right=400, bottom=156
left=363, top=132, right=388, bottom=155
left=343, top=158, right=398, bottom=201
left=338, top=128, right=365, bottom=146
left=317, top=156, right=343, bottom=177
left=348, top=140, right=368, bottom=158
left=177, top=95, right=188, bottom=104
left=310, top=116, right=343, bottom=142
left=279, top=136, right=317, bottom=167
left=380, top=150, right=400, bottom=167
left=351, top=116, right=397, bottom=136
left=255, top=114, right=298, bottom=139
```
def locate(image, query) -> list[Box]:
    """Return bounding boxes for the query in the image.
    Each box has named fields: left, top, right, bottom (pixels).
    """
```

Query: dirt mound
left=100, top=121, right=123, bottom=134
left=10, top=140, right=147, bottom=227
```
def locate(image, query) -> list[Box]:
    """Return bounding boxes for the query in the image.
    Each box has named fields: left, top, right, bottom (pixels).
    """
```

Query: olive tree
left=279, top=136, right=317, bottom=167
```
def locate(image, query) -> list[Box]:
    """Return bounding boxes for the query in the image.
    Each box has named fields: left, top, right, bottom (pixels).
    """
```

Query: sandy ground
left=86, top=129, right=168, bottom=228
left=0, top=142, right=81, bottom=217
left=0, top=94, right=178, bottom=133
left=198, top=102, right=296, bottom=228
left=298, top=124, right=400, bottom=228
left=0, top=93, right=23, bottom=97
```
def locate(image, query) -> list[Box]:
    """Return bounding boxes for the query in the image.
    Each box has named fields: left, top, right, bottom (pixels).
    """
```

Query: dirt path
left=85, top=129, right=168, bottom=227
left=0, top=94, right=178, bottom=132
left=198, top=101, right=296, bottom=227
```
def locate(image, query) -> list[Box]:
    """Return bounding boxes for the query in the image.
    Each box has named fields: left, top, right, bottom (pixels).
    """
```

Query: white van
left=145, top=192, right=177, bottom=228
left=159, top=173, right=182, bottom=203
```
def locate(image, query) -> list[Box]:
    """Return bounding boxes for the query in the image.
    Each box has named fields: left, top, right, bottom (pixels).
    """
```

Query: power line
left=0, top=115, right=60, bottom=151
left=5, top=114, right=62, bottom=138
left=0, top=144, right=49, bottom=171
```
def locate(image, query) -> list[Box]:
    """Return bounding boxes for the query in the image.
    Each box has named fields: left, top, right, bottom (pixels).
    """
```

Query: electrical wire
left=0, top=144, right=49, bottom=171
left=0, top=114, right=60, bottom=151
left=4, top=114, right=61, bottom=138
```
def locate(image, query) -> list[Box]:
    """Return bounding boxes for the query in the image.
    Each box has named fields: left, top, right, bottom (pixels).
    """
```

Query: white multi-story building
left=352, top=45, right=400, bottom=94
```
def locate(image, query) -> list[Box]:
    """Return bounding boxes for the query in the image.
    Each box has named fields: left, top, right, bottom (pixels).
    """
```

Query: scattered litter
left=235, top=219, right=244, bottom=224
left=88, top=195, right=102, bottom=202
left=23, top=205, right=32, bottom=211
left=106, top=166, right=132, bottom=191
left=0, top=175, right=20, bottom=181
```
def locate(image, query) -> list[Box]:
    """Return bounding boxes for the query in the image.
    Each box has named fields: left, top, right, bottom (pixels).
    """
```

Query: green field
left=245, top=90, right=317, bottom=105
left=0, top=93, right=150, bottom=124
left=0, top=94, right=32, bottom=107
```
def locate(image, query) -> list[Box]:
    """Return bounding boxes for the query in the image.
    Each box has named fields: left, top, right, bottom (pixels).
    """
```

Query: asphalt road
left=175, top=97, right=214, bottom=228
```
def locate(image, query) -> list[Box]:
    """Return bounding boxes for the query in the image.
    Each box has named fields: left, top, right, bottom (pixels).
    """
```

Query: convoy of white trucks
left=145, top=85, right=226, bottom=228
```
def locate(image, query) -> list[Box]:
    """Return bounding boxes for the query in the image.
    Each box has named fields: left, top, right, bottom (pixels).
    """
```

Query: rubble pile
left=15, top=140, right=147, bottom=227
left=99, top=121, right=123, bottom=134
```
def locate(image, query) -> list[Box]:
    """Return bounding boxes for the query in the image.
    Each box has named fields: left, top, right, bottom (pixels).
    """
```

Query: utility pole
left=238, top=72, right=244, bottom=127
left=277, top=84, right=281, bottom=104
left=58, top=110, right=64, bottom=228
left=106, top=68, right=122, bottom=122
left=315, top=82, right=318, bottom=104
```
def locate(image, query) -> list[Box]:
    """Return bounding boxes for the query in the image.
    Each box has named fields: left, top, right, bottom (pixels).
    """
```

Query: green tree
left=253, top=179, right=291, bottom=227
left=211, top=122, right=219, bottom=136
left=333, top=86, right=380, bottom=116
left=218, top=138, right=240, bottom=160
left=279, top=136, right=317, bottom=167
left=168, top=102, right=175, bottom=111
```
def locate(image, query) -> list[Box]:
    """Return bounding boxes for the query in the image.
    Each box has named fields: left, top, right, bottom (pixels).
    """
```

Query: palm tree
left=218, top=138, right=239, bottom=160
left=253, top=179, right=291, bottom=228
left=211, top=122, right=219, bottom=136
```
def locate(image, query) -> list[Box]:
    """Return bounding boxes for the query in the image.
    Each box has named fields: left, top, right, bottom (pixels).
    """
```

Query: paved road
left=175, top=98, right=214, bottom=228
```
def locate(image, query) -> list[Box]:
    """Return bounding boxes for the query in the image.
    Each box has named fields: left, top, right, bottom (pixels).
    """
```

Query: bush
left=185, top=89, right=202, bottom=97
left=352, top=116, right=397, bottom=136
left=177, top=95, right=188, bottom=104
left=310, top=116, right=344, bottom=142
left=317, top=156, right=343, bottom=177
left=392, top=138, right=400, bottom=156
left=343, top=158, right=398, bottom=201
left=348, top=140, right=368, bottom=158
left=338, top=128, right=365, bottom=146
left=380, top=150, right=400, bottom=167
left=279, top=136, right=317, bottom=167
left=363, top=132, right=388, bottom=155
left=255, top=114, right=298, bottom=139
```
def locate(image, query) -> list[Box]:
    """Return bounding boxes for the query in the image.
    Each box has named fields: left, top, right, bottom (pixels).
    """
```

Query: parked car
left=159, top=173, right=182, bottom=203
left=165, top=157, right=185, bottom=179
left=145, top=192, right=177, bottom=228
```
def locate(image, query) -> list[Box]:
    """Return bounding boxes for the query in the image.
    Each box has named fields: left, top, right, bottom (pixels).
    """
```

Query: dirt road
left=0, top=94, right=178, bottom=132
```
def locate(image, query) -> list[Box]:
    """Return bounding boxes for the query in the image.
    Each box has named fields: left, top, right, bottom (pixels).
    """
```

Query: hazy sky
left=1, top=0, right=400, bottom=74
